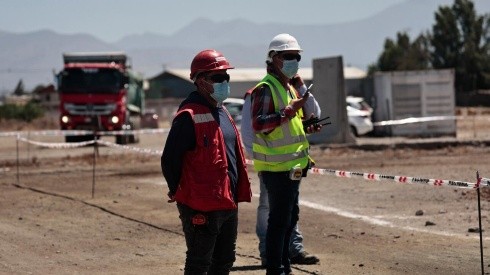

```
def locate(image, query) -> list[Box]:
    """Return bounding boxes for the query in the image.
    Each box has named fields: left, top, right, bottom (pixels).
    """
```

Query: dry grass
left=0, top=116, right=58, bottom=131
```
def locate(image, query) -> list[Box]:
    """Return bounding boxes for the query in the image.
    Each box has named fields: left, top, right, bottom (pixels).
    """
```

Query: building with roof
left=145, top=65, right=368, bottom=123
left=146, top=66, right=367, bottom=100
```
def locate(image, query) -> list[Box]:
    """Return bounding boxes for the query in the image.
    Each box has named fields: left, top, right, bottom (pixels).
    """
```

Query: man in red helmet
left=161, top=49, right=252, bottom=274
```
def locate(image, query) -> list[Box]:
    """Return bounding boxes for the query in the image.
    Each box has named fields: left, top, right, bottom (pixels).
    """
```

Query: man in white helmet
left=241, top=33, right=322, bottom=274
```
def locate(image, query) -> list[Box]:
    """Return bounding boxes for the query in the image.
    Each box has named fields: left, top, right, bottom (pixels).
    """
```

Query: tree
left=431, top=0, right=490, bottom=92
left=370, top=0, right=490, bottom=93
left=482, top=15, right=490, bottom=87
left=369, top=32, right=430, bottom=75
left=12, top=79, right=26, bottom=96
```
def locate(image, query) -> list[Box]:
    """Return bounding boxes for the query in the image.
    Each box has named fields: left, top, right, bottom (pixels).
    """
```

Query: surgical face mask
left=281, top=59, right=299, bottom=79
left=210, top=81, right=230, bottom=103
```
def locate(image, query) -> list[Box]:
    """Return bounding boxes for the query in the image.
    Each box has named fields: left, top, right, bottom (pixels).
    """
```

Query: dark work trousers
left=262, top=171, right=300, bottom=275
left=177, top=203, right=238, bottom=275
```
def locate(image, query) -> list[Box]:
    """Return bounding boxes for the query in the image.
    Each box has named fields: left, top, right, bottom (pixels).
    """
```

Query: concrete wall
left=307, top=56, right=354, bottom=144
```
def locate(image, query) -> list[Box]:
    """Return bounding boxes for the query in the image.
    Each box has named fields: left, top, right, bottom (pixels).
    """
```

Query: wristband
left=280, top=109, right=287, bottom=118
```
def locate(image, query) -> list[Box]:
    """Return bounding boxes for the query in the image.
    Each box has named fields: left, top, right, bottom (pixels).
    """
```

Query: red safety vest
left=173, top=103, right=251, bottom=211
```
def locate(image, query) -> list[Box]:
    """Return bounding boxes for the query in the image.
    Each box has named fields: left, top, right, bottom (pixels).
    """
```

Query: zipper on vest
left=203, top=134, right=208, bottom=147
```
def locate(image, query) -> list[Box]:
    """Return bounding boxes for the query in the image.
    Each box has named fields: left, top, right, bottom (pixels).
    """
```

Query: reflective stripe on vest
left=252, top=149, right=309, bottom=163
left=253, top=133, right=308, bottom=148
left=252, top=74, right=309, bottom=172
left=194, top=113, right=214, bottom=124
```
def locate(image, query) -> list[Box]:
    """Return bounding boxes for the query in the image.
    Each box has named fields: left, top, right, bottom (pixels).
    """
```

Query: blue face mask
left=210, top=81, right=230, bottom=103
left=281, top=59, right=299, bottom=79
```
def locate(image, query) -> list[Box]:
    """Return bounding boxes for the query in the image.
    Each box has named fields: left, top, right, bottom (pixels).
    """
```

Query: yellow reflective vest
left=252, top=74, right=310, bottom=172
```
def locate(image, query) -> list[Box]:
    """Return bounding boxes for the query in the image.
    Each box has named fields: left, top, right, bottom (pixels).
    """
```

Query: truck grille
left=64, top=103, right=116, bottom=115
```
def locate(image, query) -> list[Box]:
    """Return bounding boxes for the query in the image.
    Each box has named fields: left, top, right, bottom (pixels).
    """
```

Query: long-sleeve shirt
left=161, top=91, right=239, bottom=200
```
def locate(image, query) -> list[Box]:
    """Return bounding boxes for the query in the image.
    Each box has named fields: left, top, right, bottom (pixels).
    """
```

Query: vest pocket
left=190, top=166, right=226, bottom=199
left=195, top=133, right=223, bottom=165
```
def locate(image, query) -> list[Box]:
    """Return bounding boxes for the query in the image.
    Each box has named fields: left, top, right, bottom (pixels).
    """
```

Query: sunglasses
left=205, top=73, right=230, bottom=83
left=280, top=53, right=301, bottom=62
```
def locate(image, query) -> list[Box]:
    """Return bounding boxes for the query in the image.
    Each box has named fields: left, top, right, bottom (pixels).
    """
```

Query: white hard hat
left=267, top=33, right=302, bottom=61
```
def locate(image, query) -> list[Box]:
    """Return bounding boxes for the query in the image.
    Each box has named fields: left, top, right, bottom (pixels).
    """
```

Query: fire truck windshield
left=60, top=68, right=124, bottom=93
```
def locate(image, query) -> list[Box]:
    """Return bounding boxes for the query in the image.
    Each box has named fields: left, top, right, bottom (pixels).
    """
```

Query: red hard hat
left=190, top=49, right=234, bottom=80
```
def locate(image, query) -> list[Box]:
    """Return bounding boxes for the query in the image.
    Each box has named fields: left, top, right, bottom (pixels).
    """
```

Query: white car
left=346, top=96, right=373, bottom=115
left=347, top=106, right=373, bottom=136
left=346, top=96, right=373, bottom=136
left=224, top=96, right=374, bottom=137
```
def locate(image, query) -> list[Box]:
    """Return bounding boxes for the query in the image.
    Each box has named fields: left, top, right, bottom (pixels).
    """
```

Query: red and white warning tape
left=0, top=114, right=485, bottom=137
left=373, top=116, right=457, bottom=126
left=0, top=128, right=170, bottom=138
left=28, top=130, right=93, bottom=136
left=96, top=128, right=170, bottom=136
left=13, top=137, right=490, bottom=190
left=0, top=167, right=11, bottom=173
left=16, top=136, right=163, bottom=155
left=308, top=167, right=486, bottom=189
left=95, top=140, right=162, bottom=156
left=17, top=137, right=95, bottom=148
left=373, top=115, right=490, bottom=127
left=245, top=159, right=488, bottom=190
left=0, top=132, right=23, bottom=137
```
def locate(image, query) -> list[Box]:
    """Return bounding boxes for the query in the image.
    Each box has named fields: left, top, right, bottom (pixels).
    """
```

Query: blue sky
left=0, top=0, right=405, bottom=42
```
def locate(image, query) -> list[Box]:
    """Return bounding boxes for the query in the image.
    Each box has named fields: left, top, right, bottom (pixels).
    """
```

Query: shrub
left=0, top=102, right=44, bottom=122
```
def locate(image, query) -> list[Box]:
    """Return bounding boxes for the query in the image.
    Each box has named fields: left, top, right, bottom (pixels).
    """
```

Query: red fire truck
left=57, top=52, right=144, bottom=144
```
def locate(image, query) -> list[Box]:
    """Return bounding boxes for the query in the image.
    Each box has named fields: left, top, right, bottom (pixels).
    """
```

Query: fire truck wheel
left=116, top=134, right=130, bottom=145
left=66, top=135, right=94, bottom=143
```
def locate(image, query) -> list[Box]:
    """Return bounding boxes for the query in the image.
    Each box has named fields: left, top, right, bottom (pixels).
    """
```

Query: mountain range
left=1, top=0, right=489, bottom=93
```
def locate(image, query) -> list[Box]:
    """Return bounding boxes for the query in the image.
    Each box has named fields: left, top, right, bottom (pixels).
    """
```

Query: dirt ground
left=2, top=109, right=490, bottom=274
